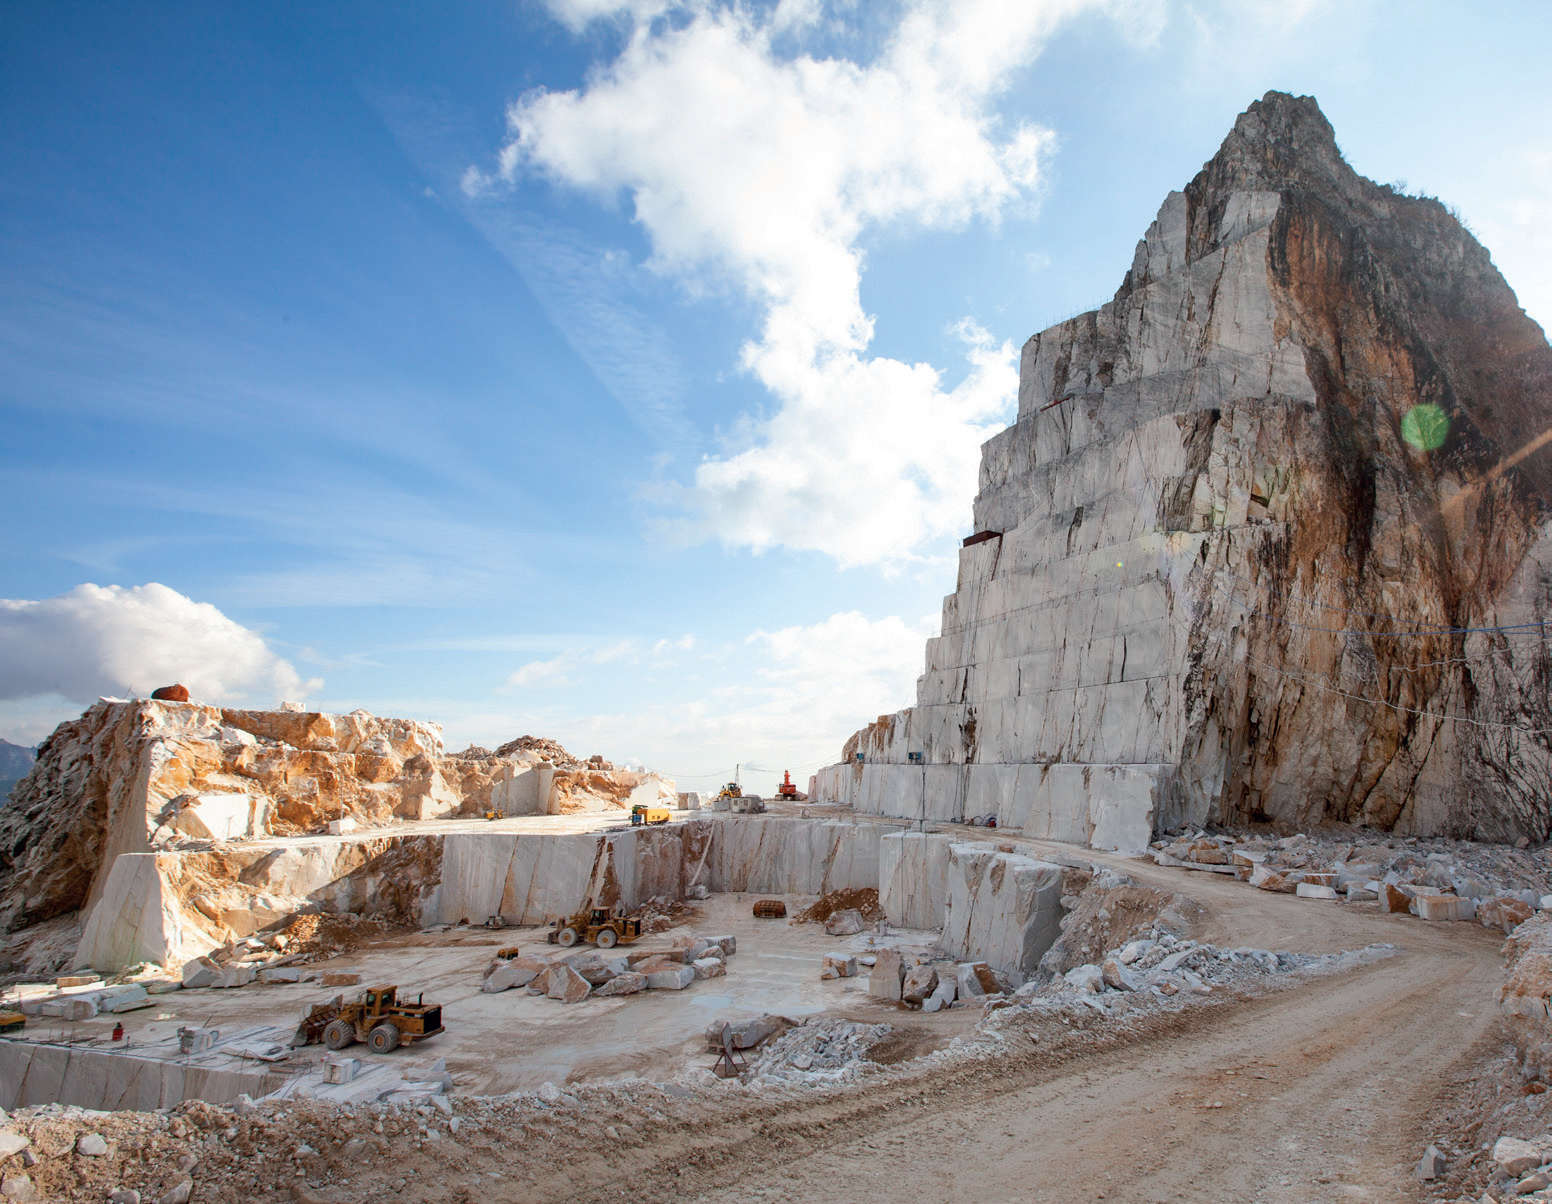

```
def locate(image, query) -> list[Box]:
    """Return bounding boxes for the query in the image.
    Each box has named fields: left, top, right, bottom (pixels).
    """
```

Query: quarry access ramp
left=499, top=846, right=1499, bottom=1204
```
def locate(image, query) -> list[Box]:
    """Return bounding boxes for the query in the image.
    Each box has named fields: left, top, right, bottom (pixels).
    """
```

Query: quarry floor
left=5, top=817, right=1513, bottom=1202
left=504, top=838, right=1505, bottom=1204
left=28, top=892, right=963, bottom=1097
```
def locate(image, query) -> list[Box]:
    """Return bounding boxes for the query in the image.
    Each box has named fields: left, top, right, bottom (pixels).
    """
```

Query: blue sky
left=2, top=0, right=1548, bottom=795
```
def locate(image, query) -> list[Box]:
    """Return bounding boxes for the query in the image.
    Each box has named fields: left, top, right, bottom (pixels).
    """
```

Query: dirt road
left=533, top=845, right=1503, bottom=1204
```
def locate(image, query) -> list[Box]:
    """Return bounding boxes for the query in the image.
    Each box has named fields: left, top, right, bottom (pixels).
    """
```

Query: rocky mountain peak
left=1205, top=90, right=1345, bottom=192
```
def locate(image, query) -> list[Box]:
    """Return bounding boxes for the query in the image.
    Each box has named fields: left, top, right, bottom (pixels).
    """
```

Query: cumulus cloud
left=0, top=583, right=318, bottom=705
left=491, top=0, right=1121, bottom=566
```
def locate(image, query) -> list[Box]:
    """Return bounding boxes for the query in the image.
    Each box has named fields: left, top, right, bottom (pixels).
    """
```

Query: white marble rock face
left=812, top=93, right=1552, bottom=844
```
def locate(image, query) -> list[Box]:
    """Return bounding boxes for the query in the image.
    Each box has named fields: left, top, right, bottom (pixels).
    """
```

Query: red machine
left=777, top=771, right=800, bottom=800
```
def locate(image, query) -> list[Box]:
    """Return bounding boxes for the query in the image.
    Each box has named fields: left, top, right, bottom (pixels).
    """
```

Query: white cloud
left=0, top=583, right=318, bottom=707
left=494, top=0, right=1122, bottom=566
left=505, top=655, right=574, bottom=688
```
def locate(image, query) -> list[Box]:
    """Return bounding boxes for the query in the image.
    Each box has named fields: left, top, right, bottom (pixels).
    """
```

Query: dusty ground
left=7, top=893, right=960, bottom=1099
left=2, top=827, right=1525, bottom=1202
left=520, top=837, right=1509, bottom=1204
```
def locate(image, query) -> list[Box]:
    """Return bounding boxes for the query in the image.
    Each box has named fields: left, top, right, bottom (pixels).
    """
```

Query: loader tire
left=367, top=1023, right=400, bottom=1054
left=323, top=1019, right=355, bottom=1050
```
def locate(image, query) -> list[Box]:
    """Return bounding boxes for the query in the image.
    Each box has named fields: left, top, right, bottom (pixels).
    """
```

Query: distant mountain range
left=0, top=739, right=36, bottom=801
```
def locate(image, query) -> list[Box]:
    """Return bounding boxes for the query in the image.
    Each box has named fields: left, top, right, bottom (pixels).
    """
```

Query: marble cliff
left=814, top=92, right=1552, bottom=846
left=0, top=698, right=673, bottom=933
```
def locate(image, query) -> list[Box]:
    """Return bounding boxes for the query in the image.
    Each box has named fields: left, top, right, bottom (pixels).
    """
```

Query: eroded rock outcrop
left=0, top=699, right=674, bottom=931
left=815, top=91, right=1552, bottom=843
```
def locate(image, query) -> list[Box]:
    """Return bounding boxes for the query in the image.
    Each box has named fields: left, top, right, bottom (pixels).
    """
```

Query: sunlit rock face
left=0, top=699, right=672, bottom=930
left=816, top=91, right=1552, bottom=843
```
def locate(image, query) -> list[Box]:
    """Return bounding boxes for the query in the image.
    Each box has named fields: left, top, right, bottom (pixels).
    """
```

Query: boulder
left=545, top=965, right=592, bottom=1003
left=181, top=957, right=220, bottom=989
left=482, top=957, right=544, bottom=993
left=1415, top=1145, right=1446, bottom=1181
left=645, top=965, right=695, bottom=991
left=868, top=950, right=905, bottom=1001
left=100, top=985, right=152, bottom=1012
left=0, top=1134, right=28, bottom=1159
left=1, top=1174, right=38, bottom=1201
left=691, top=957, right=726, bottom=980
left=705, top=1014, right=788, bottom=1050
left=150, top=684, right=190, bottom=702
left=922, top=975, right=958, bottom=1013
left=956, top=962, right=1001, bottom=997
left=901, top=965, right=939, bottom=1007
left=215, top=965, right=255, bottom=989
left=563, top=952, right=625, bottom=986
left=76, top=1134, right=108, bottom=1157
left=1252, top=867, right=1294, bottom=894
left=706, top=934, right=736, bottom=957
left=821, top=953, right=858, bottom=979
left=1492, top=1137, right=1543, bottom=1177
left=1479, top=897, right=1535, bottom=934
left=1102, top=958, right=1141, bottom=992
left=257, top=966, right=304, bottom=985
left=1414, top=895, right=1475, bottom=922
left=594, top=972, right=647, bottom=997
left=631, top=955, right=684, bottom=975
left=1295, top=883, right=1339, bottom=901
left=824, top=908, right=866, bottom=936
left=1381, top=883, right=1413, bottom=914
left=1064, top=964, right=1104, bottom=993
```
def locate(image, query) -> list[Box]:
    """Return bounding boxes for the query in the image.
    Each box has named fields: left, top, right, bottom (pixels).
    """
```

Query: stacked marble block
left=813, top=183, right=1317, bottom=850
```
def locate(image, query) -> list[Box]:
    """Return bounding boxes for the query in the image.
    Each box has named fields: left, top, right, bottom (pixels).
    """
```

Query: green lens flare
left=1402, top=403, right=1449, bottom=452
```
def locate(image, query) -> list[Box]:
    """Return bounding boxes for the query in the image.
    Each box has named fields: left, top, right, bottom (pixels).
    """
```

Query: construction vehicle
left=776, top=770, right=800, bottom=800
left=546, top=906, right=644, bottom=949
left=630, top=802, right=672, bottom=826
left=716, top=781, right=742, bottom=801
left=321, top=985, right=444, bottom=1054
left=0, top=1009, right=24, bottom=1035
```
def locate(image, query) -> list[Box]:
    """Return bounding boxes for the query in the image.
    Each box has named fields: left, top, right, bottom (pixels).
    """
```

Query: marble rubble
left=812, top=91, right=1552, bottom=848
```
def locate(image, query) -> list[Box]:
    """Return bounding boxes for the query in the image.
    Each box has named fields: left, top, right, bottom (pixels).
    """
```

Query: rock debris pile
left=1154, top=827, right=1552, bottom=927
left=742, top=1019, right=894, bottom=1088
left=481, top=934, right=737, bottom=1001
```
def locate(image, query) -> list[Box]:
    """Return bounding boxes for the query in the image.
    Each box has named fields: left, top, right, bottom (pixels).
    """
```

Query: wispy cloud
left=370, top=89, right=696, bottom=454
